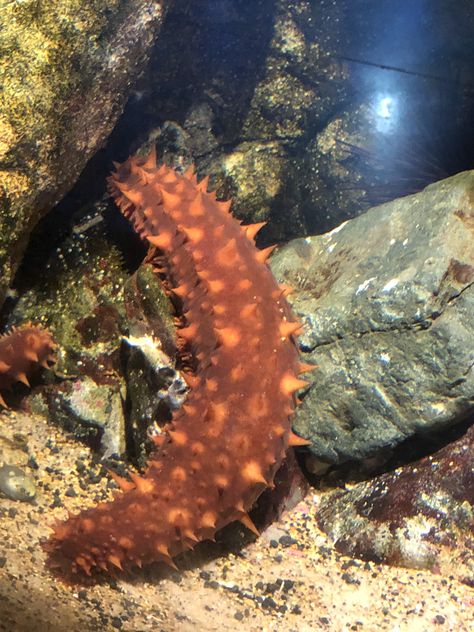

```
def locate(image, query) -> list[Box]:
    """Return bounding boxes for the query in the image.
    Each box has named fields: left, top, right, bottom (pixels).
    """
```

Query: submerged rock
left=0, top=464, right=36, bottom=502
left=0, top=0, right=165, bottom=305
left=317, top=422, right=474, bottom=586
left=141, top=0, right=347, bottom=245
left=271, top=170, right=474, bottom=465
left=122, top=333, right=187, bottom=467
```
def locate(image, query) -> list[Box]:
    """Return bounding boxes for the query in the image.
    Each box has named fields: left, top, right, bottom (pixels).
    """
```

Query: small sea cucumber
left=0, top=324, right=56, bottom=407
left=45, top=148, right=311, bottom=580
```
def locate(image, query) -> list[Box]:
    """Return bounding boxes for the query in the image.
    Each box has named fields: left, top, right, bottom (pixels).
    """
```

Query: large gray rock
left=271, top=170, right=474, bottom=464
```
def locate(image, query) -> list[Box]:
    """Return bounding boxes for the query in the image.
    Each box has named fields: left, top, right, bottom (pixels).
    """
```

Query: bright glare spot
left=373, top=94, right=398, bottom=133
left=377, top=96, right=393, bottom=119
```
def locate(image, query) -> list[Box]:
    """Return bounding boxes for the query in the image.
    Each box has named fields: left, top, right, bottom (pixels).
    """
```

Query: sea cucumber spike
left=40, top=354, right=56, bottom=369
left=207, top=278, right=226, bottom=294
left=168, top=430, right=188, bottom=446
left=159, top=187, right=182, bottom=210
left=128, top=472, right=154, bottom=494
left=181, top=540, right=194, bottom=551
left=147, top=232, right=174, bottom=250
left=215, top=326, right=241, bottom=348
left=280, top=373, right=309, bottom=396
left=239, top=303, right=257, bottom=319
left=287, top=432, right=311, bottom=447
left=108, top=554, right=123, bottom=570
left=108, top=470, right=136, bottom=493
left=255, top=245, right=277, bottom=264
left=238, top=513, right=260, bottom=536
left=159, top=554, right=178, bottom=571
left=279, top=321, right=304, bottom=339
left=24, top=349, right=39, bottom=362
left=156, top=543, right=170, bottom=557
left=188, top=190, right=205, bottom=216
left=182, top=373, right=199, bottom=389
left=200, top=511, right=217, bottom=529
left=217, top=237, right=238, bottom=263
left=14, top=372, right=30, bottom=387
left=183, top=164, right=195, bottom=180
left=241, top=461, right=267, bottom=485
left=0, top=361, right=11, bottom=372
left=113, top=179, right=132, bottom=193
left=183, top=226, right=205, bottom=243
left=172, top=283, right=192, bottom=298
left=123, top=187, right=145, bottom=208
left=218, top=199, right=232, bottom=214
left=243, top=221, right=267, bottom=241
left=142, top=146, right=157, bottom=170
left=183, top=529, right=199, bottom=542
left=298, top=362, right=317, bottom=374
left=278, top=283, right=294, bottom=296
left=0, top=393, right=7, bottom=408
left=197, top=175, right=209, bottom=192
left=76, top=557, right=92, bottom=575
left=179, top=323, right=199, bottom=341
left=213, top=224, right=225, bottom=238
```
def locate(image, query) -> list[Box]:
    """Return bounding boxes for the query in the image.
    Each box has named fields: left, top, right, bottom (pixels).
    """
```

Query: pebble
left=0, top=464, right=36, bottom=502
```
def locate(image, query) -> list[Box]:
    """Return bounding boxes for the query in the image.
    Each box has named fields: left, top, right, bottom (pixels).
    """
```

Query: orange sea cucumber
left=0, top=324, right=56, bottom=407
left=45, top=148, right=310, bottom=580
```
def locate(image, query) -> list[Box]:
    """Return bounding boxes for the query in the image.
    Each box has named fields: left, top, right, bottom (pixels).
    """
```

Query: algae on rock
left=0, top=0, right=165, bottom=305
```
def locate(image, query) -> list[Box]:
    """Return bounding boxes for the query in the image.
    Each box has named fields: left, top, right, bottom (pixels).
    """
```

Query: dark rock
left=271, top=170, right=474, bottom=464
left=141, top=0, right=347, bottom=245
left=317, top=423, right=474, bottom=586
left=251, top=448, right=309, bottom=528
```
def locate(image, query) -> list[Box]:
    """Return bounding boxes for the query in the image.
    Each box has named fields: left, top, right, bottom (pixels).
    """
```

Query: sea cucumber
left=0, top=324, right=56, bottom=407
left=45, top=148, right=311, bottom=580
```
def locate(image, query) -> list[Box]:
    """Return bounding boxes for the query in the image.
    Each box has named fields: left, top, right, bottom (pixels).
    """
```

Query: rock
left=0, top=464, right=36, bottom=502
left=122, top=333, right=187, bottom=467
left=142, top=0, right=347, bottom=245
left=0, top=0, right=165, bottom=306
left=271, top=170, right=474, bottom=464
left=41, top=376, right=125, bottom=457
left=317, top=422, right=474, bottom=587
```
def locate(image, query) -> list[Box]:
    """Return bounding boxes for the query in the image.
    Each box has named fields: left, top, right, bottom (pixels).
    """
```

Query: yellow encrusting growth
left=45, top=147, right=306, bottom=581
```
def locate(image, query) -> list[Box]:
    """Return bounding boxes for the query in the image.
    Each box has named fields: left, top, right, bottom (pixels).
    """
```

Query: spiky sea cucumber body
left=46, top=149, right=308, bottom=579
left=0, top=324, right=56, bottom=406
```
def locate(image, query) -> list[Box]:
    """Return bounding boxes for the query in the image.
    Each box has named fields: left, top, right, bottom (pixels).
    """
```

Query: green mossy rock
left=0, top=0, right=165, bottom=305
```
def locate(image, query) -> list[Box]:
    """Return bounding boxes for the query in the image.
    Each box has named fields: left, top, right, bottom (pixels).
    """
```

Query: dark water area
left=341, top=0, right=474, bottom=202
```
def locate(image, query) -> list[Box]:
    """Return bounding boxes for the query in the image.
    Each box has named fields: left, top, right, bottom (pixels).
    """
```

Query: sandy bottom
left=0, top=410, right=472, bottom=632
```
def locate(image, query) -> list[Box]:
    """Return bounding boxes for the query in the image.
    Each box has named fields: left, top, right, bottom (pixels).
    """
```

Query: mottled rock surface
left=271, top=170, right=474, bottom=464
left=136, top=0, right=348, bottom=245
left=317, top=422, right=474, bottom=586
left=0, top=0, right=165, bottom=305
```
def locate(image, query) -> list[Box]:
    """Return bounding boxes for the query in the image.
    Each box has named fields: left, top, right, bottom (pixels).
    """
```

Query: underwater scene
left=0, top=0, right=473, bottom=630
